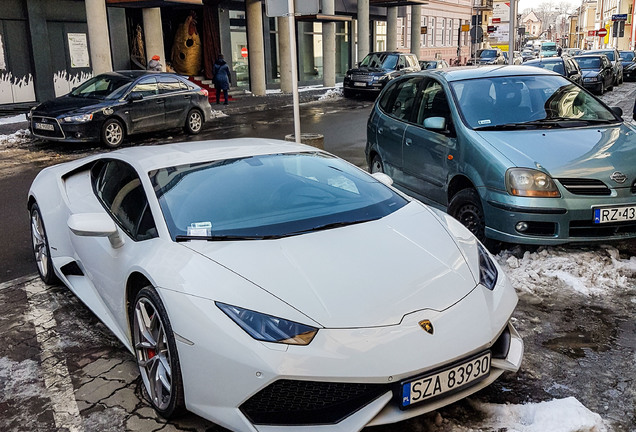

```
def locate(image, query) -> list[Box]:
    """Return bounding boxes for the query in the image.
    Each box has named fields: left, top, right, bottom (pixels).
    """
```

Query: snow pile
left=471, top=397, right=607, bottom=432
left=210, top=109, right=229, bottom=118
left=319, top=88, right=343, bottom=100
left=497, top=245, right=636, bottom=297
left=0, top=114, right=26, bottom=125
left=0, top=129, right=32, bottom=149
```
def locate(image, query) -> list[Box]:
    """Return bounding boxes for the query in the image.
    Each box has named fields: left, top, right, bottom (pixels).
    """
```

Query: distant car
left=29, top=71, right=212, bottom=148
left=367, top=66, right=634, bottom=246
left=520, top=49, right=535, bottom=62
left=586, top=48, right=623, bottom=85
left=28, top=138, right=523, bottom=431
left=466, top=48, right=505, bottom=65
left=502, top=51, right=523, bottom=65
left=523, top=56, right=582, bottom=85
left=419, top=59, right=450, bottom=69
left=343, top=51, right=420, bottom=97
left=619, top=50, right=636, bottom=81
left=563, top=48, right=583, bottom=56
left=539, top=42, right=560, bottom=58
left=574, top=54, right=615, bottom=94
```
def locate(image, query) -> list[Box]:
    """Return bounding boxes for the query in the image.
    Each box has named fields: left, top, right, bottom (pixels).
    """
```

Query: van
left=540, top=42, right=559, bottom=58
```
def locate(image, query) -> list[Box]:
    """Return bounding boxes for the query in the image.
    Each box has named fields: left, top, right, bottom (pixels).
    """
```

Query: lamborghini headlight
left=478, top=243, right=498, bottom=290
left=216, top=302, right=318, bottom=345
left=63, top=113, right=93, bottom=123
left=506, top=168, right=560, bottom=198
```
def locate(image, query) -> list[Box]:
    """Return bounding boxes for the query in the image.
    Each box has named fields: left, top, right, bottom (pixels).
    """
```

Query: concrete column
left=142, top=8, right=165, bottom=71
left=387, top=7, right=398, bottom=51
left=277, top=16, right=292, bottom=93
left=357, top=0, right=369, bottom=63
left=85, top=0, right=113, bottom=74
left=410, top=4, right=421, bottom=59
left=246, top=0, right=266, bottom=95
left=322, top=0, right=336, bottom=87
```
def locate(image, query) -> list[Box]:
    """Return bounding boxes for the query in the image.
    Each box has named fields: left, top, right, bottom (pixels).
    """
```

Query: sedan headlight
left=216, top=302, right=318, bottom=345
left=478, top=243, right=498, bottom=290
left=506, top=168, right=560, bottom=198
left=63, top=113, right=93, bottom=123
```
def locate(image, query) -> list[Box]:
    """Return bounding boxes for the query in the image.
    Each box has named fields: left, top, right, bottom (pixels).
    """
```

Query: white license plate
left=594, top=205, right=636, bottom=224
left=35, top=122, right=55, bottom=131
left=401, top=352, right=490, bottom=407
left=353, top=82, right=367, bottom=87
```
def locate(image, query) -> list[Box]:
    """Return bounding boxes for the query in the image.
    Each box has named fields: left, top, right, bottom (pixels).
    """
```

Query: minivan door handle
left=405, top=138, right=412, bottom=146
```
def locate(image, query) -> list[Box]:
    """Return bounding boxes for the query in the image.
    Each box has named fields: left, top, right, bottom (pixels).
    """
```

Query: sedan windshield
left=477, top=50, right=496, bottom=58
left=150, top=153, right=408, bottom=240
left=360, top=53, right=398, bottom=69
left=576, top=57, right=601, bottom=69
left=70, top=75, right=134, bottom=100
left=451, top=75, right=620, bottom=130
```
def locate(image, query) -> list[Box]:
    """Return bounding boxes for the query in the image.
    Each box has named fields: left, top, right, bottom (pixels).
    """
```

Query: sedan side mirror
left=127, top=92, right=143, bottom=102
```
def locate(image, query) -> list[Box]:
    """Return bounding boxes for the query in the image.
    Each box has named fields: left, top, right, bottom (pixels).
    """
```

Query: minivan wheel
left=448, top=189, right=486, bottom=242
left=370, top=155, right=384, bottom=174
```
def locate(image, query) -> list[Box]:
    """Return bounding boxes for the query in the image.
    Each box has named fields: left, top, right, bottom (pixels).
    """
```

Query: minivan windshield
left=360, top=53, right=399, bottom=69
left=150, top=152, right=408, bottom=240
left=70, top=75, right=134, bottom=100
left=451, top=74, right=620, bottom=130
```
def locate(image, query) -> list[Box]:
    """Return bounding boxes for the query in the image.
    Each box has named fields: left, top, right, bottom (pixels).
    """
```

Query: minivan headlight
left=506, top=168, right=560, bottom=197
left=216, top=302, right=318, bottom=345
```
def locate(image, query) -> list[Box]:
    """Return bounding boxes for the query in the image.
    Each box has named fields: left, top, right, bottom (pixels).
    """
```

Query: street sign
left=612, top=14, right=628, bottom=21
left=241, top=47, right=248, bottom=58
left=265, top=0, right=319, bottom=17
left=492, top=18, right=501, bottom=24
left=597, top=28, right=608, bottom=37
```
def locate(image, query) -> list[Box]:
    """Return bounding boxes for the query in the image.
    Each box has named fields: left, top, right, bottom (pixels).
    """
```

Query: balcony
left=473, top=0, right=493, bottom=10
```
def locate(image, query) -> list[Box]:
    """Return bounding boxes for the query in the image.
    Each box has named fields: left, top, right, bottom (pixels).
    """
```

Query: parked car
left=29, top=71, right=212, bottom=148
left=563, top=48, right=583, bottom=56
left=366, top=66, right=634, bottom=246
left=539, top=41, right=560, bottom=58
left=619, top=50, right=636, bottom=81
left=522, top=56, right=582, bottom=85
left=466, top=48, right=505, bottom=65
left=502, top=51, right=523, bottom=65
left=520, top=48, right=536, bottom=62
left=586, top=48, right=623, bottom=85
left=574, top=54, right=615, bottom=94
left=28, top=138, right=523, bottom=431
left=343, top=51, right=420, bottom=97
left=419, top=59, right=450, bottom=69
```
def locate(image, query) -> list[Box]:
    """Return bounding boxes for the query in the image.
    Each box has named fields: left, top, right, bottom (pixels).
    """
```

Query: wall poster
left=67, top=33, right=90, bottom=68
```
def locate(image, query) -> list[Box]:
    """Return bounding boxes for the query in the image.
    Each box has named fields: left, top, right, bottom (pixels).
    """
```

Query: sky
left=518, top=0, right=576, bottom=14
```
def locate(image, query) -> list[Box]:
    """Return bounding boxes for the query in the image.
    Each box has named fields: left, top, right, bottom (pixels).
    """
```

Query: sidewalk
left=0, top=85, right=343, bottom=136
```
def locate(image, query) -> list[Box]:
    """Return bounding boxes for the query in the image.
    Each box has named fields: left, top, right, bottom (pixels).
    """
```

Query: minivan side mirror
left=423, top=116, right=446, bottom=131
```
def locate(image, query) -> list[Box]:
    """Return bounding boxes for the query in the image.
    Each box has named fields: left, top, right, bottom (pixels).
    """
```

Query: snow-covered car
left=28, top=138, right=523, bottom=432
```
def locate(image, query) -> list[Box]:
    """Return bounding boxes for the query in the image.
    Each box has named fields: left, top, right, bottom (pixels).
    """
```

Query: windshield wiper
left=175, top=234, right=274, bottom=242
left=475, top=117, right=616, bottom=131
left=284, top=219, right=377, bottom=237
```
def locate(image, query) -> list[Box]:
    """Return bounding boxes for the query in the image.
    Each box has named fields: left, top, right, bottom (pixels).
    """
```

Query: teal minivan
left=366, top=66, right=636, bottom=245
left=540, top=42, right=559, bottom=58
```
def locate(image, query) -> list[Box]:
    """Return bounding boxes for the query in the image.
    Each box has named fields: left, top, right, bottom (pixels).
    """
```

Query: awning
left=296, top=14, right=353, bottom=22
left=106, top=0, right=203, bottom=7
left=369, top=0, right=429, bottom=5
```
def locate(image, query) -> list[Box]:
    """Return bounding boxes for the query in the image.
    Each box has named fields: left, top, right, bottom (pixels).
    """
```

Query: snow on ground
left=0, top=129, right=31, bottom=149
left=319, top=88, right=343, bottom=100
left=0, top=114, right=26, bottom=125
left=496, top=245, right=636, bottom=297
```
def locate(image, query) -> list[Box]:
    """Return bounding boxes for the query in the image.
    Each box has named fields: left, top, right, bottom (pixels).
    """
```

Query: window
left=131, top=77, right=159, bottom=97
left=157, top=76, right=185, bottom=94
left=379, top=77, right=421, bottom=121
left=422, top=17, right=428, bottom=46
left=416, top=80, right=451, bottom=126
left=92, top=160, right=157, bottom=241
left=431, top=18, right=436, bottom=46
left=448, top=19, right=453, bottom=46
left=441, top=18, right=446, bottom=45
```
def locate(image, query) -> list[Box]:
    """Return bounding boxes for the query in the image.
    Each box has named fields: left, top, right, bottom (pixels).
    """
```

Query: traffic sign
left=241, top=47, right=248, bottom=58
left=597, top=28, right=608, bottom=37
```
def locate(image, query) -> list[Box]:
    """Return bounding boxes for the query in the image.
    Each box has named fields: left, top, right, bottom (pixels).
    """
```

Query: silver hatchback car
left=366, top=66, right=636, bottom=245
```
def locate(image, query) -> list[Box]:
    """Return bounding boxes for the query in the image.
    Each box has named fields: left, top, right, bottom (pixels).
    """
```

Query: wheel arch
left=447, top=174, right=477, bottom=203
left=126, top=271, right=153, bottom=337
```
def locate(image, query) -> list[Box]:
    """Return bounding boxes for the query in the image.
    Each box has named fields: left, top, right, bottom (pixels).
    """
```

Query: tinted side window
left=131, top=77, right=159, bottom=97
left=92, top=160, right=157, bottom=241
left=416, top=80, right=450, bottom=125
left=378, top=77, right=421, bottom=121
left=158, top=76, right=183, bottom=94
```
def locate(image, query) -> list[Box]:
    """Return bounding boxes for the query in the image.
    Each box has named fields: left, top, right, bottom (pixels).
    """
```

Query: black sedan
left=523, top=56, right=582, bottom=85
left=29, top=71, right=213, bottom=148
left=619, top=50, right=636, bottom=81
left=574, top=54, right=615, bottom=94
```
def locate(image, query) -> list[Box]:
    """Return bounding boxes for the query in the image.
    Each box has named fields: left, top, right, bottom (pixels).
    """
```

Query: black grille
left=557, top=178, right=610, bottom=196
left=240, top=379, right=387, bottom=425
left=31, top=116, right=64, bottom=138
left=569, top=220, right=636, bottom=237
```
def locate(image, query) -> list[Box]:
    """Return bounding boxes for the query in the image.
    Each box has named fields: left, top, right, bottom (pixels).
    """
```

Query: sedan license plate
left=401, top=352, right=490, bottom=408
left=594, top=205, right=636, bottom=224
left=35, top=122, right=55, bottom=131
left=353, top=82, right=367, bottom=87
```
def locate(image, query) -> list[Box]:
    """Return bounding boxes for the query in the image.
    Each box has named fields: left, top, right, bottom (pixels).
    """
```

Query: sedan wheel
left=370, top=155, right=384, bottom=174
left=448, top=189, right=486, bottom=243
left=101, top=119, right=124, bottom=148
left=184, top=109, right=203, bottom=134
left=30, top=203, right=59, bottom=285
left=132, top=287, right=185, bottom=418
